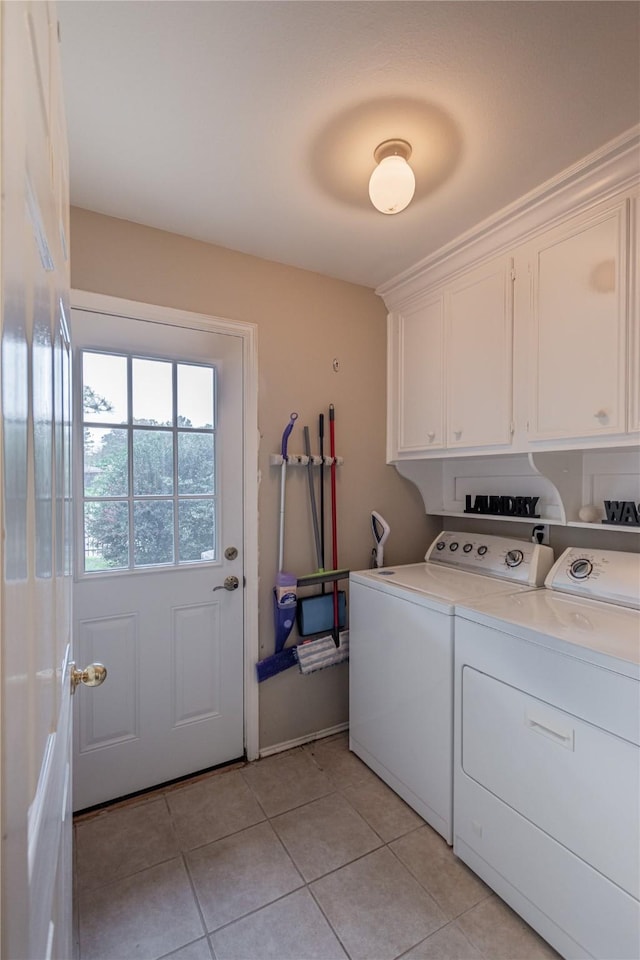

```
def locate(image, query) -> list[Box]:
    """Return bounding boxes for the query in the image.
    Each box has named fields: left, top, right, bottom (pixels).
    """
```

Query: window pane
left=83, top=352, right=127, bottom=423
left=179, top=500, right=215, bottom=562
left=177, top=364, right=214, bottom=428
left=134, top=500, right=174, bottom=566
left=133, top=429, right=173, bottom=496
left=84, top=427, right=129, bottom=497
left=84, top=501, right=129, bottom=572
left=178, top=432, right=214, bottom=494
left=132, top=358, right=173, bottom=426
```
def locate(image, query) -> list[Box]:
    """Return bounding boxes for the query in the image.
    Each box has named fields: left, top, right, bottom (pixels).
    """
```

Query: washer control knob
left=477, top=545, right=488, bottom=556
left=505, top=549, right=524, bottom=568
left=436, top=541, right=446, bottom=551
left=463, top=543, right=473, bottom=553
left=569, top=558, right=593, bottom=580
left=449, top=542, right=459, bottom=551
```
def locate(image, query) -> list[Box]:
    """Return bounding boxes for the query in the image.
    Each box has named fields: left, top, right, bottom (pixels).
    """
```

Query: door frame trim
left=70, top=290, right=260, bottom=761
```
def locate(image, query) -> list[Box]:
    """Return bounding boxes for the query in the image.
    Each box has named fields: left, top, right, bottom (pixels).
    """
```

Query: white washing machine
left=349, top=531, right=554, bottom=844
left=454, top=546, right=640, bottom=960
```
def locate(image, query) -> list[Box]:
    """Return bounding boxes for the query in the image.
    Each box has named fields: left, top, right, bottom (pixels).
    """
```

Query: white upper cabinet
left=445, top=256, right=514, bottom=449
left=629, top=192, right=640, bottom=435
left=388, top=256, right=513, bottom=458
left=381, top=130, right=639, bottom=464
left=388, top=294, right=444, bottom=457
left=527, top=199, right=629, bottom=441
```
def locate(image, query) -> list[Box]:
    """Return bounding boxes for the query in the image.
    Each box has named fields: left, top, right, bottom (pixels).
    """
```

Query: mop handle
left=304, top=426, right=323, bottom=570
left=329, top=406, right=338, bottom=570
left=319, top=413, right=325, bottom=580
left=281, top=412, right=298, bottom=459
left=278, top=413, right=298, bottom=570
left=329, top=405, right=339, bottom=643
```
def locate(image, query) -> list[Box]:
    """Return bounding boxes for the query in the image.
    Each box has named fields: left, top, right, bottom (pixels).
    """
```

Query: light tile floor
left=73, top=733, right=560, bottom=960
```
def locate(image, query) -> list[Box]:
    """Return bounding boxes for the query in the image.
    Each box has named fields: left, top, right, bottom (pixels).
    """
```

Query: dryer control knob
left=463, top=543, right=473, bottom=553
left=436, top=541, right=446, bottom=551
left=477, top=546, right=488, bottom=556
left=569, top=558, right=593, bottom=580
left=449, top=542, right=459, bottom=551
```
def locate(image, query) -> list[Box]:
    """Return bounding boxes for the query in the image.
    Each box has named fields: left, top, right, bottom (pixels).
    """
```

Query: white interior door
left=1, top=2, right=74, bottom=957
left=72, top=308, right=245, bottom=810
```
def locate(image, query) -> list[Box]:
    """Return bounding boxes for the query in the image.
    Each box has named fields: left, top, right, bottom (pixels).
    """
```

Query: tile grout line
left=74, top=739, right=514, bottom=960
left=188, top=802, right=416, bottom=958
left=162, top=782, right=226, bottom=957
left=180, top=850, right=216, bottom=954
left=75, top=769, right=430, bottom=925
left=385, top=832, right=464, bottom=923
left=156, top=933, right=215, bottom=960
left=393, top=916, right=487, bottom=960
left=72, top=760, right=249, bottom=823
left=270, top=784, right=387, bottom=841
left=304, top=876, right=354, bottom=960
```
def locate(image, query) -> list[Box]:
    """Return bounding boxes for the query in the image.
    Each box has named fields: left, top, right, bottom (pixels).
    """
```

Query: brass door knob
left=70, top=662, right=107, bottom=694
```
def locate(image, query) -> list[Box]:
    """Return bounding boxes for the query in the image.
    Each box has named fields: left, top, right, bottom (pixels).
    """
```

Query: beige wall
left=70, top=207, right=437, bottom=750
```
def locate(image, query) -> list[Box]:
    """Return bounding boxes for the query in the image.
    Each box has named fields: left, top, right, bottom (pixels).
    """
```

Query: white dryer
left=349, top=531, right=554, bottom=844
left=454, top=546, right=640, bottom=960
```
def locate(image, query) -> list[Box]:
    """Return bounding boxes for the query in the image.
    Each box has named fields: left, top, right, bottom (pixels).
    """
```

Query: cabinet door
left=445, top=257, right=514, bottom=448
left=390, top=297, right=444, bottom=456
left=528, top=201, right=628, bottom=440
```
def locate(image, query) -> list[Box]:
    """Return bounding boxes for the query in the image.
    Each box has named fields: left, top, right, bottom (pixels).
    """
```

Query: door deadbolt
left=224, top=546, right=238, bottom=561
left=213, top=575, right=240, bottom=592
left=70, top=662, right=107, bottom=694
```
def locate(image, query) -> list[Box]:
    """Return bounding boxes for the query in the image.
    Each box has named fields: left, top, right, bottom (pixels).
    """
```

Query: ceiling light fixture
left=368, top=139, right=415, bottom=215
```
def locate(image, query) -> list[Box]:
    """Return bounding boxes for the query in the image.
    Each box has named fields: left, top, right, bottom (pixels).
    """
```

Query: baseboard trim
left=259, top=722, right=349, bottom=759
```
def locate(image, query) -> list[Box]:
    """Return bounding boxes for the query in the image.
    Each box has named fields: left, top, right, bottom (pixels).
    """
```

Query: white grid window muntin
left=81, top=350, right=217, bottom=574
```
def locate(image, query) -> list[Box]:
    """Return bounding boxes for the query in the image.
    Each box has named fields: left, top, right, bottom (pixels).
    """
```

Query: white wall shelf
left=395, top=448, right=640, bottom=534
left=567, top=521, right=639, bottom=535
left=427, top=510, right=566, bottom=528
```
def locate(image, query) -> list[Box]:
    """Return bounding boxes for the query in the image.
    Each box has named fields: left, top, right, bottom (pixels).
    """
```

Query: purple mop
left=256, top=413, right=299, bottom=682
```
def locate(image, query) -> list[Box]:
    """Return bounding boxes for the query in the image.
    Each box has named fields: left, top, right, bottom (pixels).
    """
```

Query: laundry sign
left=464, top=495, right=540, bottom=518
left=602, top=500, right=640, bottom=526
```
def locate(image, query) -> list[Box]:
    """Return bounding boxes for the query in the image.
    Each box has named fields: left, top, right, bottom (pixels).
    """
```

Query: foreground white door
left=72, top=307, right=246, bottom=810
left=1, top=2, right=74, bottom=957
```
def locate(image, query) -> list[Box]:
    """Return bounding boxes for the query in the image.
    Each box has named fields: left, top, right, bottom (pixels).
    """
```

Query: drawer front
left=455, top=774, right=640, bottom=960
left=455, top=618, right=640, bottom=744
left=461, top=666, right=640, bottom=898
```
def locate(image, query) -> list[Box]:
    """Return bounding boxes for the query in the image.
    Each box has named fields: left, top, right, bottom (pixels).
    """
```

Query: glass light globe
left=368, top=155, right=416, bottom=215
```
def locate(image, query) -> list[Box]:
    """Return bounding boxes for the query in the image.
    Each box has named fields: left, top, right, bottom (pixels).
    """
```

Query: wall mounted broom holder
left=269, top=454, right=344, bottom=467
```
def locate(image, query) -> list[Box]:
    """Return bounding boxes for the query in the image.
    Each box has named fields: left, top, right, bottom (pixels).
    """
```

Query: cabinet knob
left=453, top=429, right=463, bottom=440
left=594, top=410, right=608, bottom=422
left=427, top=431, right=435, bottom=442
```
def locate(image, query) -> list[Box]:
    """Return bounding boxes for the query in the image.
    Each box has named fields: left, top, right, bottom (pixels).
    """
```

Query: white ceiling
left=57, top=1, right=640, bottom=289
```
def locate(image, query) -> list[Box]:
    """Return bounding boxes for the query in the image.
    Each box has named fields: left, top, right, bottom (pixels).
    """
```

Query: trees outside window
left=82, top=354, right=216, bottom=572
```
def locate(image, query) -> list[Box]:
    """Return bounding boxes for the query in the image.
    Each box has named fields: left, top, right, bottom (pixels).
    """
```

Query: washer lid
left=350, top=563, right=533, bottom=612
left=456, top=589, right=640, bottom=678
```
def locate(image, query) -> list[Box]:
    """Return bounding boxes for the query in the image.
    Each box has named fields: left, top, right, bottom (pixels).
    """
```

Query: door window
left=81, top=350, right=217, bottom=573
